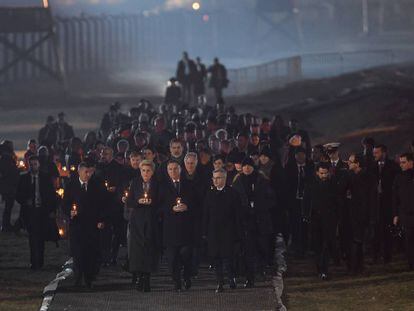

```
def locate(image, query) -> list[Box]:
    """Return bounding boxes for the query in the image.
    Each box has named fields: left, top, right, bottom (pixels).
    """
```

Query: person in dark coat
left=176, top=51, right=196, bottom=104
left=165, top=77, right=182, bottom=107
left=203, top=168, right=241, bottom=292
left=344, top=154, right=376, bottom=274
left=232, top=158, right=275, bottom=288
left=284, top=147, right=314, bottom=258
left=194, top=57, right=207, bottom=98
left=182, top=152, right=209, bottom=277
left=159, top=160, right=196, bottom=291
left=303, top=163, right=339, bottom=280
left=126, top=160, right=161, bottom=292
left=56, top=112, right=75, bottom=154
left=95, top=146, right=126, bottom=266
left=15, top=156, right=57, bottom=269
left=392, top=153, right=414, bottom=270
left=325, top=142, right=349, bottom=264
left=38, top=116, right=57, bottom=149
left=63, top=161, right=107, bottom=288
left=0, top=144, right=20, bottom=232
left=370, top=144, right=400, bottom=264
left=208, top=57, right=228, bottom=101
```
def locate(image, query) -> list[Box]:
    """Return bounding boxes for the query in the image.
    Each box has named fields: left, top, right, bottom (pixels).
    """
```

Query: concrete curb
left=39, top=258, right=74, bottom=311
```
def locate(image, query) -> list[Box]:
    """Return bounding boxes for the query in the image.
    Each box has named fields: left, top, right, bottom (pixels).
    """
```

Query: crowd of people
left=1, top=58, right=413, bottom=294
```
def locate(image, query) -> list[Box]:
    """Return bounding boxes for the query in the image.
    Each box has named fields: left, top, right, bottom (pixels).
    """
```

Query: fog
left=1, top=0, right=414, bottom=90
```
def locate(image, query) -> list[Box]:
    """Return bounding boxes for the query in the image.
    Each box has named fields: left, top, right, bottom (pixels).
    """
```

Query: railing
left=226, top=49, right=414, bottom=95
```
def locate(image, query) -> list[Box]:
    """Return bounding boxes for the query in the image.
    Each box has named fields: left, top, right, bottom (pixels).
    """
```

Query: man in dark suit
left=15, top=156, right=57, bottom=270
left=159, top=160, right=196, bottom=291
left=345, top=153, right=376, bottom=274
left=38, top=116, right=57, bottom=149
left=208, top=57, right=228, bottom=101
left=284, top=147, right=314, bottom=258
left=392, top=153, right=414, bottom=270
left=194, top=57, right=207, bottom=99
left=325, top=143, right=349, bottom=264
left=63, top=161, right=107, bottom=289
left=176, top=51, right=196, bottom=104
left=371, top=144, right=400, bottom=264
left=303, top=163, right=339, bottom=280
left=203, top=168, right=241, bottom=292
left=182, top=152, right=209, bottom=277
left=95, top=146, right=126, bottom=266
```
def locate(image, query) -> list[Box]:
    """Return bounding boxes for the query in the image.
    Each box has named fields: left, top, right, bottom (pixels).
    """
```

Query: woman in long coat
left=126, top=160, right=161, bottom=292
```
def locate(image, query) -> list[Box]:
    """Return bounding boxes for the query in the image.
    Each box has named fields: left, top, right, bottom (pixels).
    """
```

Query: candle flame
left=72, top=203, right=77, bottom=211
left=58, top=228, right=64, bottom=236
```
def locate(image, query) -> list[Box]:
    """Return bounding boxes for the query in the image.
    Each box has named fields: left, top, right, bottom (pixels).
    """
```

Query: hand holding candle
left=122, top=190, right=129, bottom=203
left=173, top=197, right=187, bottom=212
left=70, top=203, right=78, bottom=218
left=138, top=191, right=151, bottom=205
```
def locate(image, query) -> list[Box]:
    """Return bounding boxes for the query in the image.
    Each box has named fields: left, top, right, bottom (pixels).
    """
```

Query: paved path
left=48, top=254, right=278, bottom=311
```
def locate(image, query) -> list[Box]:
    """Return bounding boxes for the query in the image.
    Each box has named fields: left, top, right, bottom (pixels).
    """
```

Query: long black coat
left=0, top=153, right=19, bottom=196
left=370, top=158, right=400, bottom=223
left=159, top=178, right=196, bottom=247
left=15, top=171, right=57, bottom=240
left=393, top=169, right=414, bottom=228
left=303, top=177, right=339, bottom=242
left=344, top=170, right=376, bottom=241
left=182, top=168, right=210, bottom=246
left=232, top=171, right=275, bottom=236
left=63, top=177, right=108, bottom=278
left=202, top=186, right=241, bottom=258
left=96, top=160, right=125, bottom=217
left=176, top=59, right=196, bottom=84
left=284, top=161, right=314, bottom=205
left=126, top=177, right=161, bottom=273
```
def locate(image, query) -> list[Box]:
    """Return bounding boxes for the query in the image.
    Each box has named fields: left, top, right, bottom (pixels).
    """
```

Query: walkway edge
left=39, top=258, right=73, bottom=311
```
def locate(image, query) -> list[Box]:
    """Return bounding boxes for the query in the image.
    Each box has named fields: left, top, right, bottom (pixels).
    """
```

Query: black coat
left=208, top=63, right=228, bottom=89
left=202, top=186, right=241, bottom=258
left=284, top=161, right=314, bottom=205
left=96, top=160, right=126, bottom=217
left=232, top=171, right=275, bottom=235
left=344, top=170, right=376, bottom=241
left=303, top=177, right=339, bottom=241
left=126, top=177, right=161, bottom=273
left=370, top=159, right=400, bottom=222
left=182, top=168, right=210, bottom=246
left=63, top=177, right=108, bottom=277
left=0, top=153, right=19, bottom=196
left=393, top=169, right=414, bottom=228
left=176, top=59, right=196, bottom=84
left=159, top=178, right=196, bottom=247
left=15, top=171, right=57, bottom=240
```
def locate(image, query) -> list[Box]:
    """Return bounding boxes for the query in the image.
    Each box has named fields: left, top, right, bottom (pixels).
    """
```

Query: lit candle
left=56, top=188, right=64, bottom=198
left=176, top=197, right=181, bottom=205
left=105, top=180, right=109, bottom=188
left=70, top=165, right=76, bottom=172
left=58, top=228, right=64, bottom=236
left=124, top=190, right=129, bottom=198
left=62, top=166, right=67, bottom=172
left=72, top=203, right=77, bottom=212
left=144, top=192, right=148, bottom=199
left=18, top=160, right=25, bottom=168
